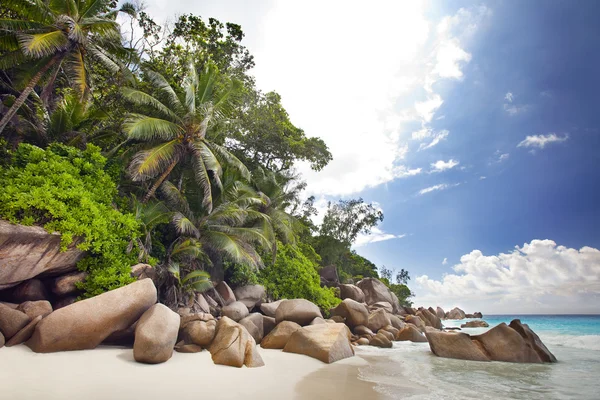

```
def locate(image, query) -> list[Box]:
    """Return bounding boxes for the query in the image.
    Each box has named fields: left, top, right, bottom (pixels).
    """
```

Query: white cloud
left=498, top=153, right=509, bottom=162
left=418, top=182, right=460, bottom=195
left=504, top=103, right=530, bottom=116
left=517, top=133, right=569, bottom=149
left=395, top=166, right=423, bottom=177
left=414, top=240, right=600, bottom=314
left=354, top=227, right=407, bottom=248
left=504, top=92, right=514, bottom=103
left=442, top=258, right=448, bottom=265
left=431, top=159, right=460, bottom=172
left=419, top=130, right=450, bottom=150
left=433, top=38, right=472, bottom=79
left=479, top=176, right=487, bottom=180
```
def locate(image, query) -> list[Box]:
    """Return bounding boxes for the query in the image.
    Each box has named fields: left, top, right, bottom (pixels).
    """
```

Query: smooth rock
left=338, top=284, right=365, bottom=303
left=275, top=299, right=322, bottom=326
left=239, top=313, right=264, bottom=343
left=182, top=320, right=217, bottom=347
left=0, top=332, right=4, bottom=348
left=310, top=317, right=327, bottom=325
left=283, top=323, right=354, bottom=364
left=378, top=329, right=395, bottom=342
left=370, top=301, right=393, bottom=313
left=389, top=314, right=406, bottom=331
left=445, top=307, right=466, bottom=320
left=233, top=285, right=266, bottom=310
left=261, top=321, right=301, bottom=349
left=353, top=325, right=374, bottom=337
left=51, top=272, right=87, bottom=296
left=330, top=299, right=369, bottom=328
left=405, top=315, right=426, bottom=332
left=27, top=279, right=157, bottom=352
left=4, top=279, right=48, bottom=302
left=426, top=331, right=489, bottom=361
left=260, top=299, right=285, bottom=317
left=103, top=323, right=137, bottom=346
left=472, top=322, right=548, bottom=363
left=367, top=308, right=391, bottom=332
left=175, top=342, right=203, bottom=353
left=417, top=308, right=442, bottom=329
left=436, top=306, right=446, bottom=320
left=16, top=300, right=52, bottom=319
left=263, top=316, right=276, bottom=336
left=369, top=332, right=393, bottom=348
left=0, top=303, right=30, bottom=339
left=508, top=319, right=557, bottom=363
left=53, top=296, right=77, bottom=310
left=222, top=301, right=249, bottom=322
left=195, top=292, right=210, bottom=313
left=461, top=320, right=489, bottom=328
left=0, top=220, right=85, bottom=290
left=356, top=278, right=396, bottom=312
left=355, top=337, right=370, bottom=346
left=397, top=325, right=428, bottom=342
left=209, top=317, right=264, bottom=368
left=130, top=263, right=155, bottom=281
left=134, top=304, right=179, bottom=364
left=6, top=315, right=42, bottom=346
left=381, top=325, right=400, bottom=339
left=215, top=281, right=236, bottom=306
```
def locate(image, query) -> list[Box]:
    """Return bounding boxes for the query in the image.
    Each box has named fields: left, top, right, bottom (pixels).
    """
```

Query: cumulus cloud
left=414, top=240, right=600, bottom=314
left=517, top=133, right=569, bottom=149
left=431, top=159, right=460, bottom=172
left=504, top=92, right=514, bottom=102
left=418, top=182, right=460, bottom=195
left=354, top=227, right=407, bottom=248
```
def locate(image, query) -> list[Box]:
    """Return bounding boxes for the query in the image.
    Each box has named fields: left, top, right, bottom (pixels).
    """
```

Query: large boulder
left=215, top=281, right=236, bottom=306
left=397, top=325, right=428, bottom=342
left=234, top=285, right=266, bottom=310
left=0, top=303, right=30, bottom=339
left=51, top=272, right=87, bottom=296
left=426, top=331, right=489, bottom=361
left=319, top=265, right=339, bottom=287
left=446, top=307, right=466, bottom=320
left=330, top=299, right=368, bottom=328
left=53, top=296, right=77, bottom=310
left=263, top=316, right=276, bottom=336
left=367, top=308, right=391, bottom=332
left=436, top=306, right=446, bottom=319
left=338, top=284, right=365, bottom=303
left=209, top=317, right=264, bottom=368
left=26, top=279, right=157, bottom=352
left=16, top=300, right=52, bottom=319
left=261, top=321, right=301, bottom=349
left=2, top=279, right=49, bottom=302
left=275, top=299, right=322, bottom=326
left=369, top=332, right=393, bottom=348
left=461, top=320, right=489, bottom=328
left=370, top=302, right=393, bottom=313
left=133, top=304, right=179, bottom=364
left=130, top=263, right=156, bottom=281
left=6, top=315, right=42, bottom=346
left=356, top=278, right=397, bottom=312
left=182, top=320, right=217, bottom=347
left=405, top=315, right=426, bottom=332
left=222, top=301, right=249, bottom=322
left=426, top=320, right=557, bottom=364
left=239, top=313, right=264, bottom=344
left=260, top=299, right=285, bottom=317
left=0, top=332, right=4, bottom=348
left=194, top=292, right=210, bottom=313
left=283, top=323, right=354, bottom=364
left=417, top=308, right=442, bottom=329
left=473, top=312, right=483, bottom=318
left=0, top=221, right=86, bottom=290
left=389, top=314, right=406, bottom=331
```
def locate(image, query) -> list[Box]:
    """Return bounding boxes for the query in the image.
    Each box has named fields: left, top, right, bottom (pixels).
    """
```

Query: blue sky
left=134, top=0, right=600, bottom=313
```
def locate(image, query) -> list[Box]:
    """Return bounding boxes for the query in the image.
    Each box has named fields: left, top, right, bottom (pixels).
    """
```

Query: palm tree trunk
left=142, top=158, right=178, bottom=203
left=0, top=53, right=63, bottom=135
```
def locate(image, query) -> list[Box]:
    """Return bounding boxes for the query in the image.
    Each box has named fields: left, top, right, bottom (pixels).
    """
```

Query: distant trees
left=320, top=198, right=383, bottom=246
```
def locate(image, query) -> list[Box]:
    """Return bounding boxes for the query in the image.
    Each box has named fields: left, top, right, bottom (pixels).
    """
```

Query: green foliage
left=320, top=198, right=384, bottom=245
left=259, top=242, right=340, bottom=312
left=224, top=262, right=259, bottom=287
left=0, top=143, right=140, bottom=297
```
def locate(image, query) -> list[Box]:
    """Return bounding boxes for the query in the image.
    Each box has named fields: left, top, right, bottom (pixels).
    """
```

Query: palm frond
left=65, top=48, right=88, bottom=96
left=183, top=62, right=198, bottom=113
left=0, top=19, right=50, bottom=31
left=159, top=180, right=192, bottom=218
left=121, top=88, right=181, bottom=122
left=123, top=114, right=182, bottom=141
left=128, top=140, right=180, bottom=181
left=172, top=212, right=200, bottom=238
left=207, top=142, right=251, bottom=181
left=16, top=30, right=67, bottom=58
left=144, top=69, right=184, bottom=112
left=203, top=231, right=263, bottom=269
left=190, top=151, right=213, bottom=213
left=181, top=270, right=212, bottom=293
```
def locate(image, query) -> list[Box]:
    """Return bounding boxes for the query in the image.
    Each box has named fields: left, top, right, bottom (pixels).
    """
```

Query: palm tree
left=0, top=0, right=130, bottom=134
left=121, top=62, right=249, bottom=207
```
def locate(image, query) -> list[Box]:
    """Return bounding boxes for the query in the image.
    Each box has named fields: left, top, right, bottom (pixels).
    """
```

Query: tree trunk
left=142, top=158, right=178, bottom=203
left=0, top=53, right=63, bottom=135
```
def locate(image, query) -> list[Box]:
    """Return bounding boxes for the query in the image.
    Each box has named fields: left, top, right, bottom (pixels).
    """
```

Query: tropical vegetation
left=0, top=0, right=413, bottom=309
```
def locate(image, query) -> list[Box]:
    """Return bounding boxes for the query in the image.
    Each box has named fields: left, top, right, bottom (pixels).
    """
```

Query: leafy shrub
left=0, top=143, right=140, bottom=298
left=259, top=242, right=340, bottom=312
left=225, top=262, right=259, bottom=287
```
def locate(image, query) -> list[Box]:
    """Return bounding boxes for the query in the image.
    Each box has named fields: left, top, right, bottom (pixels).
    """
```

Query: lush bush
left=0, top=143, right=140, bottom=298
left=259, top=242, right=340, bottom=312
left=224, top=261, right=259, bottom=287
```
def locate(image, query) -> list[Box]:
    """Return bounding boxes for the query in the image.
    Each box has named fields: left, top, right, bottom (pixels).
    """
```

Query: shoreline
left=0, top=345, right=381, bottom=400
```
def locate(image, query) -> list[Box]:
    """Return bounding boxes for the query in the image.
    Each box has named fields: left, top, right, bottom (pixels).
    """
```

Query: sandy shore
left=0, top=345, right=379, bottom=400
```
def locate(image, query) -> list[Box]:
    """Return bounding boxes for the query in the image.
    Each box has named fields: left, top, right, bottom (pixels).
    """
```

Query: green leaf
left=123, top=114, right=182, bottom=141
left=128, top=140, right=180, bottom=181
left=16, top=30, right=67, bottom=58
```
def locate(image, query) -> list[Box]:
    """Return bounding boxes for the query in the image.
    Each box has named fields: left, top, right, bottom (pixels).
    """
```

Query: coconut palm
left=121, top=62, right=249, bottom=207
left=0, top=0, right=130, bottom=134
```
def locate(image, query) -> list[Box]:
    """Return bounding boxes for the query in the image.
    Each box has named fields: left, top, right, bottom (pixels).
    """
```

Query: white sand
left=0, top=345, right=378, bottom=400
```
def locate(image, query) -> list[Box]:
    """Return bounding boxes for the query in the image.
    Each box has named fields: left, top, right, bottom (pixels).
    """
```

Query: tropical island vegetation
left=0, top=0, right=414, bottom=311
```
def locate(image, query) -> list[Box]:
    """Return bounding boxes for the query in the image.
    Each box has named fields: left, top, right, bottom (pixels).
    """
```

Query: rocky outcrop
left=130, top=263, right=156, bottom=281
left=239, top=313, right=264, bottom=344
left=6, top=315, right=42, bottom=346
left=133, top=304, right=179, bottom=364
left=445, top=307, right=466, bottom=320
left=397, top=325, right=428, bottom=342
left=261, top=321, right=301, bottom=349
left=260, top=299, right=284, bottom=317
left=182, top=320, right=216, bottom=347
left=0, top=303, right=30, bottom=339
left=2, top=279, right=49, bottom=302
left=221, top=301, right=249, bottom=322
left=0, top=220, right=86, bottom=290
left=175, top=341, right=203, bottom=353
left=16, top=300, right=52, bottom=319
left=405, top=315, right=426, bottom=332
left=275, top=299, right=322, bottom=326
left=51, top=272, right=87, bottom=297
left=209, top=317, right=264, bottom=368
left=473, top=312, right=483, bottom=318
left=436, top=306, right=446, bottom=319
left=330, top=299, right=368, bottom=328
left=367, top=308, right=391, bottom=332
left=356, top=278, right=397, bottom=312
left=369, top=332, right=393, bottom=348
left=338, top=284, right=365, bottom=303
left=426, top=320, right=557, bottom=363
left=318, top=265, right=339, bottom=287
left=389, top=314, right=406, bottom=331
left=233, top=285, right=266, bottom=310
left=417, top=308, right=442, bottom=329
left=27, top=279, right=157, bottom=352
left=353, top=325, right=374, bottom=337
left=461, top=320, right=489, bottom=328
left=283, top=323, right=354, bottom=364
left=215, top=281, right=236, bottom=306
left=263, top=316, right=276, bottom=336
left=370, top=301, right=393, bottom=313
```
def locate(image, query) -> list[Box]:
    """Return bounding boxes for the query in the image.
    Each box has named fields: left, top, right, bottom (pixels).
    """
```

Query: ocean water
left=356, top=315, right=600, bottom=399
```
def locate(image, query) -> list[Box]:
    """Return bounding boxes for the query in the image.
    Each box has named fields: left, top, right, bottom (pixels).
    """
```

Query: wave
left=539, top=333, right=600, bottom=351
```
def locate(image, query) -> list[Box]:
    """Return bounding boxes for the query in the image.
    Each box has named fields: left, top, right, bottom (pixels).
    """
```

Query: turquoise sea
left=356, top=315, right=600, bottom=399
